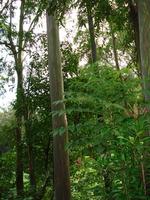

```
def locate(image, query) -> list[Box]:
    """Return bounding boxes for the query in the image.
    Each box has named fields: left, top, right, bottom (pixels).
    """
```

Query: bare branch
left=0, top=0, right=10, bottom=16
left=18, top=0, right=25, bottom=53
left=5, top=0, right=18, bottom=62
left=23, top=5, right=44, bottom=49
left=0, top=40, right=11, bottom=49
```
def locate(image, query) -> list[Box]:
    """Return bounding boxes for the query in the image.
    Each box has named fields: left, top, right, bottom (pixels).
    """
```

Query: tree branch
left=23, top=5, right=44, bottom=49
left=0, top=0, right=10, bottom=16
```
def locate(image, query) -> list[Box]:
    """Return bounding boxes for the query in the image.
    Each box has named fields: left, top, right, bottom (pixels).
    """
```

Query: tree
left=138, top=0, right=150, bottom=196
left=14, top=0, right=25, bottom=194
left=86, top=1, right=97, bottom=63
left=0, top=0, right=47, bottom=196
left=46, top=11, right=71, bottom=200
left=128, top=0, right=141, bottom=74
left=2, top=0, right=150, bottom=199
left=73, top=0, right=97, bottom=63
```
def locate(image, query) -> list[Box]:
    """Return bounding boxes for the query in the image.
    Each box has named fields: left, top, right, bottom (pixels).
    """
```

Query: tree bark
left=110, top=23, right=120, bottom=71
left=86, top=3, right=97, bottom=63
left=15, top=0, right=25, bottom=195
left=15, top=116, right=23, bottom=196
left=128, top=0, right=141, bottom=76
left=24, top=116, right=36, bottom=193
left=15, top=68, right=24, bottom=196
left=138, top=0, right=150, bottom=103
left=46, top=13, right=71, bottom=200
left=138, top=0, right=150, bottom=196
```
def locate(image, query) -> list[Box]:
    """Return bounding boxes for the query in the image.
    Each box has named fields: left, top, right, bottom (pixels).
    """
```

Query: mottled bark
left=46, top=13, right=71, bottom=200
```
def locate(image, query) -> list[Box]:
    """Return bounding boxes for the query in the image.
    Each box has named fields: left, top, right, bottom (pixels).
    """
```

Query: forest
left=0, top=0, right=150, bottom=199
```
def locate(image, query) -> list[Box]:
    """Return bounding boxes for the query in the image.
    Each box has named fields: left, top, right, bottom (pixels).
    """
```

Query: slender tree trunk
left=24, top=116, right=36, bottom=193
left=16, top=0, right=37, bottom=194
left=46, top=13, right=71, bottom=200
left=44, top=136, right=51, bottom=171
left=24, top=69, right=36, bottom=193
left=86, top=3, right=97, bottom=63
left=128, top=0, right=141, bottom=76
left=128, top=2, right=147, bottom=192
left=110, top=24, right=120, bottom=71
left=15, top=0, right=25, bottom=195
left=28, top=142, right=36, bottom=191
left=138, top=0, right=150, bottom=196
left=15, top=116, right=23, bottom=195
left=1, top=0, right=41, bottom=196
left=15, top=69, right=24, bottom=196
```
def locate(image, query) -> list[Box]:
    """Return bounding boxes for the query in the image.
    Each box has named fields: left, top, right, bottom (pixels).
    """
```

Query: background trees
left=1, top=0, right=150, bottom=199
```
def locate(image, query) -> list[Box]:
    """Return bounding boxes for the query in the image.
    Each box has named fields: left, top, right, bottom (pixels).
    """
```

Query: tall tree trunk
left=128, top=0, right=141, bottom=76
left=86, top=3, right=97, bottom=63
left=46, top=13, right=71, bottom=200
left=15, top=0, right=25, bottom=195
left=138, top=0, right=150, bottom=196
left=15, top=68, right=24, bottom=196
left=28, top=142, right=36, bottom=192
left=138, top=0, right=150, bottom=109
left=110, top=23, right=120, bottom=71
left=24, top=115, right=36, bottom=193
left=128, top=2, right=146, bottom=193
left=24, top=69, right=36, bottom=193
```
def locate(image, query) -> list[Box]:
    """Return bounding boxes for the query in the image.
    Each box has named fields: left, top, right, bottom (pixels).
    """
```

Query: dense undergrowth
left=1, top=64, right=149, bottom=199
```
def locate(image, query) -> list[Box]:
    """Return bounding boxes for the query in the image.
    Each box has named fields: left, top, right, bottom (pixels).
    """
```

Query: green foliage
left=64, top=64, right=147, bottom=199
left=0, top=111, right=16, bottom=148
left=0, top=111, right=16, bottom=199
left=61, top=41, right=79, bottom=77
left=0, top=0, right=149, bottom=199
left=71, top=156, right=103, bottom=200
left=0, top=151, right=16, bottom=199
